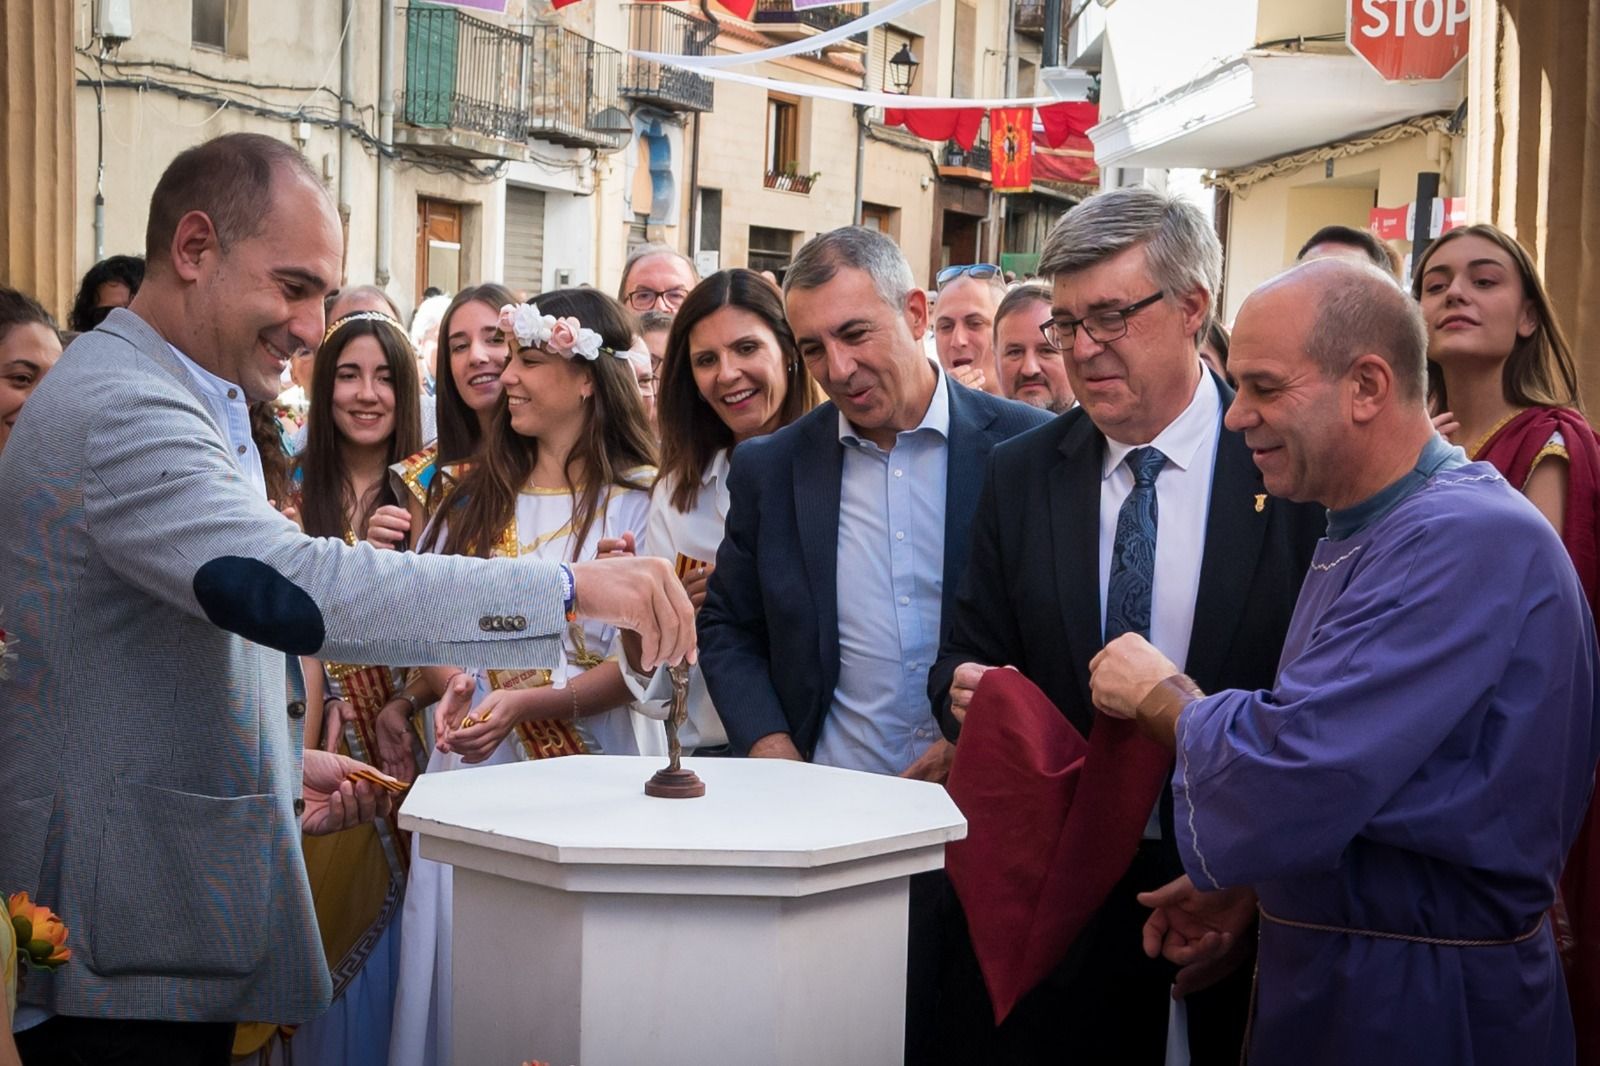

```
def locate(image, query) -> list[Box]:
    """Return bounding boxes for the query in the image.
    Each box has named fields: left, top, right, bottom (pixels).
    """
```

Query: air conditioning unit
left=96, top=0, right=134, bottom=44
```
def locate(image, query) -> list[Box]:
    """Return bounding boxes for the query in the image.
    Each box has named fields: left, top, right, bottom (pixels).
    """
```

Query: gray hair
left=993, top=282, right=1052, bottom=334
left=784, top=226, right=916, bottom=311
left=618, top=243, right=698, bottom=299
left=1038, top=186, right=1222, bottom=331
left=1299, top=259, right=1428, bottom=401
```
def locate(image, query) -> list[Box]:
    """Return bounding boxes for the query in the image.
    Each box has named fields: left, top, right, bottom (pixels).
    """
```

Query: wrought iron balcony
left=751, top=1, right=867, bottom=45
left=399, top=5, right=628, bottom=157
left=620, top=4, right=714, bottom=113
left=1015, top=0, right=1048, bottom=33
left=523, top=23, right=629, bottom=150
left=940, top=139, right=993, bottom=182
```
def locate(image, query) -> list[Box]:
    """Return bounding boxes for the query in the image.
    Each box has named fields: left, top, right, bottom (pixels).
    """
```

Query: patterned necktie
left=1104, top=446, right=1167, bottom=642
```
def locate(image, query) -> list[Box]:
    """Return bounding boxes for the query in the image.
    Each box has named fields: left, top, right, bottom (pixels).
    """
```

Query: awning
left=1090, top=50, right=1463, bottom=171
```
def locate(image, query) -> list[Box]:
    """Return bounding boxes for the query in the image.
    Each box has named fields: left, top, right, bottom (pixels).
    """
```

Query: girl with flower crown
left=390, top=289, right=663, bottom=1066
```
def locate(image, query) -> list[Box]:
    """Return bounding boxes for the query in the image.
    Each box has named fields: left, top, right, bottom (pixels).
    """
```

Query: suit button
left=479, top=615, right=495, bottom=632
left=510, top=614, right=526, bottom=632
left=293, top=798, right=306, bottom=816
left=287, top=700, right=306, bottom=719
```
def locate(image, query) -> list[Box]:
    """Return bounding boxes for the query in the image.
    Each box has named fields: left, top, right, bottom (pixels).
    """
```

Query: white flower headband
left=498, top=303, right=625, bottom=362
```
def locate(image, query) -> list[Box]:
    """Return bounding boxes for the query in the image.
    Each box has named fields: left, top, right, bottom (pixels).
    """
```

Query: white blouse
left=626, top=449, right=733, bottom=751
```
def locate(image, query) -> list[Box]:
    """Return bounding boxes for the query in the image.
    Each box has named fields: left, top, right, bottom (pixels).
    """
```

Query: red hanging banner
left=883, top=107, right=984, bottom=150
left=990, top=108, right=1033, bottom=192
left=1036, top=101, right=1098, bottom=150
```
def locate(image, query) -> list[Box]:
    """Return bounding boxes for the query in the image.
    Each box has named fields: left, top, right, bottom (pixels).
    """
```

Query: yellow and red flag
left=989, top=108, right=1033, bottom=193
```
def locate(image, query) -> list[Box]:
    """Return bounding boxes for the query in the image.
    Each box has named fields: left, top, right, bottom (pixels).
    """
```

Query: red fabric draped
left=883, top=107, right=984, bottom=150
left=1477, top=406, right=1600, bottom=1064
left=1037, top=101, right=1097, bottom=150
left=945, top=668, right=1170, bottom=1022
left=1033, top=146, right=1099, bottom=185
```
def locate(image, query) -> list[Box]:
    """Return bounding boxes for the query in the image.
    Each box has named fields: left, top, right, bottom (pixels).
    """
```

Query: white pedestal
left=399, top=755, right=966, bottom=1066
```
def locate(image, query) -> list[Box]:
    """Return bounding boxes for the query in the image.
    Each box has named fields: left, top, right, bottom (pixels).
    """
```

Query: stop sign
left=1347, top=0, right=1470, bottom=81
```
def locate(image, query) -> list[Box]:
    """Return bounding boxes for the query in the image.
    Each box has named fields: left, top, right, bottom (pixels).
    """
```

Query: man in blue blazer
left=699, top=227, right=1049, bottom=1063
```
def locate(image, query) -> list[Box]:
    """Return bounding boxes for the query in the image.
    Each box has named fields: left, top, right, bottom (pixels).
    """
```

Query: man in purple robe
left=1088, top=256, right=1600, bottom=1063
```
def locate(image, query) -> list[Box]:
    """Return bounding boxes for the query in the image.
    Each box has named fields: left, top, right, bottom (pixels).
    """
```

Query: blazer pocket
left=0, top=793, right=55, bottom=891
left=90, top=782, right=273, bottom=978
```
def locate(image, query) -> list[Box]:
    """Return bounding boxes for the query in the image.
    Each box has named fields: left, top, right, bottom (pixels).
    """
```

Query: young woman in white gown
left=388, top=289, right=662, bottom=1066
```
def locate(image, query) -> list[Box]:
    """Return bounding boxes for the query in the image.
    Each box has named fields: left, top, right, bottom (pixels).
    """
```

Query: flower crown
left=498, top=303, right=625, bottom=362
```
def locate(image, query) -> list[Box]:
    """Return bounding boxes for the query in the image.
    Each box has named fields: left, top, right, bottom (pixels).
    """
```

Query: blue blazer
left=699, top=376, right=1052, bottom=757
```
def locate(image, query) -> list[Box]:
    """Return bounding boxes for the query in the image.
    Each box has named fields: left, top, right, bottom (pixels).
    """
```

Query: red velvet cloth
left=1036, top=101, right=1098, bottom=150
left=1478, top=406, right=1600, bottom=1065
left=882, top=107, right=984, bottom=150
left=945, top=668, right=1171, bottom=1023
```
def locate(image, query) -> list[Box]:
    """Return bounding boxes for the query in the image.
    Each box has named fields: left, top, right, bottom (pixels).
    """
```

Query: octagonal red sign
left=1348, top=0, right=1470, bottom=82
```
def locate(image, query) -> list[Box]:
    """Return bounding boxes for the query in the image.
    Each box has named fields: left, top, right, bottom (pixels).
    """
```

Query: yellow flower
left=8, top=892, right=71, bottom=969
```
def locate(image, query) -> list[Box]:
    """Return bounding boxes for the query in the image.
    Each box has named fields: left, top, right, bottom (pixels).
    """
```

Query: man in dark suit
left=928, top=187, right=1326, bottom=1065
left=699, top=226, right=1049, bottom=1063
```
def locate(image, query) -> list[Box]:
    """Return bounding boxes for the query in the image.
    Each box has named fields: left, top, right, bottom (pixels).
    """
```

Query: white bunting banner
left=631, top=0, right=935, bottom=70
left=641, top=60, right=1065, bottom=109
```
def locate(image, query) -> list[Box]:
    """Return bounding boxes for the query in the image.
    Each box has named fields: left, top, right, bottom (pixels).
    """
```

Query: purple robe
left=1175, top=464, right=1600, bottom=1064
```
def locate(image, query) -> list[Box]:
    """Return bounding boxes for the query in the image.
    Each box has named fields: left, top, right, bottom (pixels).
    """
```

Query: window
left=698, top=189, right=722, bottom=253
left=766, top=96, right=800, bottom=175
left=417, top=198, right=463, bottom=305
left=748, top=226, right=798, bottom=281
left=869, top=26, right=922, bottom=95
left=861, top=203, right=899, bottom=241
left=192, top=0, right=247, bottom=55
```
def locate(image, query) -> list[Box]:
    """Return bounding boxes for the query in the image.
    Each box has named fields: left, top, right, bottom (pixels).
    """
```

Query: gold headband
left=321, top=310, right=412, bottom=350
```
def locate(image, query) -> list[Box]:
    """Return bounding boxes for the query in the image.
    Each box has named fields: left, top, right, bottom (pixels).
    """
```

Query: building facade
left=1088, top=0, right=1467, bottom=320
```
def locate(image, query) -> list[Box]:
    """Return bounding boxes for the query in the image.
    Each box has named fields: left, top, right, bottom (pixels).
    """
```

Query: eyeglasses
left=1041, top=290, right=1165, bottom=348
left=625, top=286, right=689, bottom=312
left=936, top=263, right=1002, bottom=288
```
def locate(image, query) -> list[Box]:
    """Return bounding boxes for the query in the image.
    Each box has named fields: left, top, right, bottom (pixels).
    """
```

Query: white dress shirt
left=169, top=344, right=266, bottom=498
left=1097, top=369, right=1221, bottom=673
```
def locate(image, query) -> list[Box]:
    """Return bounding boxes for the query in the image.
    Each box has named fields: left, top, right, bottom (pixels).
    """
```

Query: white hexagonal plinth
left=399, top=755, right=967, bottom=1066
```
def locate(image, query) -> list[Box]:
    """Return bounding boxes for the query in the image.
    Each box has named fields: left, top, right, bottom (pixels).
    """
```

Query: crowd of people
left=3, top=129, right=1600, bottom=1066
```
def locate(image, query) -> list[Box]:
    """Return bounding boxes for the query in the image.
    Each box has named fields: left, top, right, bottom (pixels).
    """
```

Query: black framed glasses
left=936, top=263, right=1002, bottom=287
left=1041, top=290, right=1165, bottom=348
left=625, top=286, right=690, bottom=312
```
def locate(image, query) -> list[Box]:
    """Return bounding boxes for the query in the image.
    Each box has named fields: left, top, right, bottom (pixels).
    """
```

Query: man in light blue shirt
left=700, top=227, right=1049, bottom=1063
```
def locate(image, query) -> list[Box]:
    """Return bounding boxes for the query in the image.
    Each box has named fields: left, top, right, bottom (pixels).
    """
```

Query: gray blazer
left=0, top=309, right=567, bottom=1023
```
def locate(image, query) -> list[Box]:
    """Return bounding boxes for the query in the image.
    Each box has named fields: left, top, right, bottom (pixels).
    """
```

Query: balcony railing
left=764, top=168, right=816, bottom=194
left=524, top=23, right=629, bottom=149
left=752, top=1, right=867, bottom=44
left=400, top=5, right=628, bottom=154
left=620, top=4, right=714, bottom=113
left=942, top=139, right=992, bottom=175
left=1015, top=0, right=1048, bottom=32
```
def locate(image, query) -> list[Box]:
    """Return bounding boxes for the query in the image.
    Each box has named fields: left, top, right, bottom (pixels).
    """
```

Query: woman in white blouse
left=634, top=269, right=822, bottom=751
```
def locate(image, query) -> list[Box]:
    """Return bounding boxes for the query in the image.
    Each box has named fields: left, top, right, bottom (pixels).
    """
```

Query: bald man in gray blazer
left=0, top=133, right=692, bottom=1065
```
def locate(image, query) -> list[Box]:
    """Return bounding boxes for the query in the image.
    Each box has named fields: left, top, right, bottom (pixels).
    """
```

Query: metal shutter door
left=503, top=185, right=546, bottom=296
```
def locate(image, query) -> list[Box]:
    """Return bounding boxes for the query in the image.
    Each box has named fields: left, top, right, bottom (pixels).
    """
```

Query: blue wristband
left=559, top=563, right=576, bottom=616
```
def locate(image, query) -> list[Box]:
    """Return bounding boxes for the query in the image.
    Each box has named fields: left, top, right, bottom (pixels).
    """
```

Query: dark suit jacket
left=931, top=376, right=1326, bottom=737
left=925, top=376, right=1326, bottom=1062
left=700, top=376, right=1052, bottom=758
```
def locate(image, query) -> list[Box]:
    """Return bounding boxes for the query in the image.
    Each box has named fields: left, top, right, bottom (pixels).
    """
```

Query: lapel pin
left=1254, top=493, right=1267, bottom=513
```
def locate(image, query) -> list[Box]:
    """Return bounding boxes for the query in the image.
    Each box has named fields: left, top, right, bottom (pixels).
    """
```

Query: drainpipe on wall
left=376, top=0, right=396, bottom=289
left=338, top=0, right=355, bottom=284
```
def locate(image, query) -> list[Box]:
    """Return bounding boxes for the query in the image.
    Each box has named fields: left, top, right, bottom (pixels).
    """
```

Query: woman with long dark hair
left=629, top=268, right=822, bottom=752
left=1416, top=222, right=1600, bottom=1056
left=370, top=283, right=514, bottom=549
left=391, top=289, right=661, bottom=1066
left=279, top=311, right=429, bottom=1066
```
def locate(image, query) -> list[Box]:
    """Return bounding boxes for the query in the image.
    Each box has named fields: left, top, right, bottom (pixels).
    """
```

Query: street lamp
left=888, top=43, right=920, bottom=94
